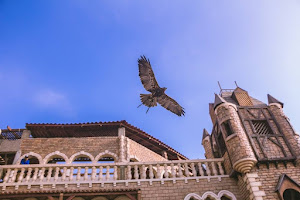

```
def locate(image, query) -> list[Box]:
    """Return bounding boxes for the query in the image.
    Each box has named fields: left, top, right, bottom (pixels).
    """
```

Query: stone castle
left=0, top=87, right=299, bottom=200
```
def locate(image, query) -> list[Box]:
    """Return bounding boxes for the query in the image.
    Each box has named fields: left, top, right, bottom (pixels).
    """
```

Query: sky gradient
left=1, top=1, right=300, bottom=159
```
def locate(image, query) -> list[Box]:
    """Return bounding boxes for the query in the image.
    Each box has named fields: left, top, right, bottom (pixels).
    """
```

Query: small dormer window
left=252, top=120, right=273, bottom=135
left=231, top=87, right=253, bottom=106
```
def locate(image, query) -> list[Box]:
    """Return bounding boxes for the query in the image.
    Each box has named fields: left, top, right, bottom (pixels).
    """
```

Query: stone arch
left=218, top=190, right=237, bottom=200
left=184, top=191, right=237, bottom=200
left=184, top=193, right=202, bottom=200
left=94, top=150, right=118, bottom=164
left=69, top=151, right=94, bottom=164
left=202, top=192, right=218, bottom=200
left=43, top=151, right=69, bottom=164
left=17, top=152, right=43, bottom=165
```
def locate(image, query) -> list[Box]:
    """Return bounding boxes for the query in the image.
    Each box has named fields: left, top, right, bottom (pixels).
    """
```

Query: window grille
left=252, top=120, right=273, bottom=135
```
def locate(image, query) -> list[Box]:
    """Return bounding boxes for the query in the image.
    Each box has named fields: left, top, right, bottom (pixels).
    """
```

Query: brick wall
left=251, top=163, right=300, bottom=200
left=127, top=138, right=167, bottom=162
left=20, top=137, right=120, bottom=160
left=0, top=177, right=242, bottom=200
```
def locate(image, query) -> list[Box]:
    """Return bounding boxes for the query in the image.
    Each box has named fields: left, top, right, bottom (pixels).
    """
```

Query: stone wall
left=127, top=138, right=167, bottom=162
left=0, top=177, right=241, bottom=200
left=0, top=139, right=21, bottom=152
left=20, top=137, right=120, bottom=160
left=251, top=162, right=300, bottom=200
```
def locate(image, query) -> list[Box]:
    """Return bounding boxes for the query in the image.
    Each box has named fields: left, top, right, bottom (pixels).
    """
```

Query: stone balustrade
left=0, top=159, right=226, bottom=191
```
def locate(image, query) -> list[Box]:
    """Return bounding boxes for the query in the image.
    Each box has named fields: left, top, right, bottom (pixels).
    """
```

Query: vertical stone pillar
left=215, top=102, right=257, bottom=174
left=21, top=130, right=31, bottom=139
left=118, top=127, right=126, bottom=162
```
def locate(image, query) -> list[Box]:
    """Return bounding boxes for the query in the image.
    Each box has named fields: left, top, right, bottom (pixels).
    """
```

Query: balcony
left=0, top=158, right=227, bottom=191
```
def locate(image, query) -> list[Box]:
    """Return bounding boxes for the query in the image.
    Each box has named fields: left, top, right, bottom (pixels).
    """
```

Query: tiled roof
left=26, top=120, right=187, bottom=160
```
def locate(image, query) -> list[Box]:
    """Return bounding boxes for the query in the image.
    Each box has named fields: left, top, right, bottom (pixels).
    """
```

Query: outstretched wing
left=138, top=55, right=160, bottom=91
left=157, top=94, right=185, bottom=116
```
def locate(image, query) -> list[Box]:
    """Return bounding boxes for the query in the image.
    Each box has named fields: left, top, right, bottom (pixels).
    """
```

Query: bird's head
left=162, top=87, right=167, bottom=91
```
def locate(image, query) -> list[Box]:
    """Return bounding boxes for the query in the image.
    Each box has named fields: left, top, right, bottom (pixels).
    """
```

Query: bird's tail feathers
left=140, top=94, right=157, bottom=107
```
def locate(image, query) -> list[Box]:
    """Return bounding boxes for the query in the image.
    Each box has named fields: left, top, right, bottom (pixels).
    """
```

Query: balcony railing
left=0, top=159, right=227, bottom=191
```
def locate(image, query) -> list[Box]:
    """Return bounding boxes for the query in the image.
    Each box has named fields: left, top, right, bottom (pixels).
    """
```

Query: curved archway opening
left=221, top=196, right=232, bottom=200
left=98, top=156, right=115, bottom=163
left=283, top=189, right=300, bottom=200
left=47, top=156, right=66, bottom=164
left=20, top=155, right=40, bottom=164
left=72, top=156, right=92, bottom=164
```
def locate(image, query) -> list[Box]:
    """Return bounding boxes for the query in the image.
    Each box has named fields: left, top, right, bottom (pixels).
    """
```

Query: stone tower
left=203, top=86, right=300, bottom=199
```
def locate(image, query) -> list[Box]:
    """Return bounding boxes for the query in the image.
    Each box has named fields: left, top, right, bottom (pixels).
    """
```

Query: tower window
left=222, top=121, right=233, bottom=137
left=217, top=131, right=227, bottom=156
left=252, top=120, right=273, bottom=135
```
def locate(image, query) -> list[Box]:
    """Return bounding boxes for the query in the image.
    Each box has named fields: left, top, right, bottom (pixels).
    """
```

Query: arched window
left=18, top=153, right=43, bottom=165
left=47, top=155, right=66, bottom=164
left=283, top=189, right=300, bottom=200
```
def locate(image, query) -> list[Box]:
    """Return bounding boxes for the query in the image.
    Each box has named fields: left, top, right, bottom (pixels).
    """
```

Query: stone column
left=118, top=127, right=126, bottom=162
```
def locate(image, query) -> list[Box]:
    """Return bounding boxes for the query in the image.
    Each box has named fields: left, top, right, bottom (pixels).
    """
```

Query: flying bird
left=137, top=55, right=185, bottom=116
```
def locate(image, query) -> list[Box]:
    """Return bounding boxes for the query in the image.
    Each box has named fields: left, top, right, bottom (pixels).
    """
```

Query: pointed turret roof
left=268, top=94, right=284, bottom=108
left=202, top=129, right=210, bottom=141
left=214, top=93, right=226, bottom=109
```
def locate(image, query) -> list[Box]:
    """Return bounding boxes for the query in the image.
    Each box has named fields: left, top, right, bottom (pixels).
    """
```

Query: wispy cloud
left=34, top=90, right=74, bottom=115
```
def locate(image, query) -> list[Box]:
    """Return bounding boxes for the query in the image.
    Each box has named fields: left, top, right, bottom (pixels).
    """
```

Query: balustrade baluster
left=149, top=165, right=154, bottom=179
left=191, top=163, right=197, bottom=177
left=218, top=162, right=224, bottom=175
left=46, top=167, right=53, bottom=182
left=170, top=164, right=176, bottom=178
left=62, top=167, right=67, bottom=181
left=3, top=169, right=11, bottom=183
left=99, top=166, right=103, bottom=181
left=11, top=168, right=17, bottom=183
left=32, top=168, right=39, bottom=182
left=184, top=163, right=189, bottom=177
left=76, top=167, right=81, bottom=181
left=18, top=168, right=25, bottom=183
left=164, top=164, right=169, bottom=178
left=205, top=162, right=211, bottom=176
left=156, top=164, right=161, bottom=179
left=177, top=163, right=183, bottom=178
left=113, top=166, right=118, bottom=180
left=69, top=167, right=74, bottom=181
left=198, top=163, right=204, bottom=176
left=106, top=166, right=110, bottom=180
left=54, top=167, right=59, bottom=182
left=211, top=162, right=217, bottom=176
left=39, top=168, right=45, bottom=182
left=134, top=165, right=139, bottom=180
left=91, top=167, right=96, bottom=181
left=141, top=165, right=146, bottom=179
left=25, top=168, right=32, bottom=182
left=84, top=167, right=89, bottom=181
left=127, top=165, right=131, bottom=180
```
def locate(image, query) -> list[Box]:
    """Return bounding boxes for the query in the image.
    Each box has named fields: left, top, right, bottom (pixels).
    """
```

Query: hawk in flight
left=137, top=56, right=185, bottom=116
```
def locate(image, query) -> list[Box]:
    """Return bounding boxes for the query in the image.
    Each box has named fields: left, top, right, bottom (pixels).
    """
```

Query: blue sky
left=0, top=1, right=300, bottom=159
